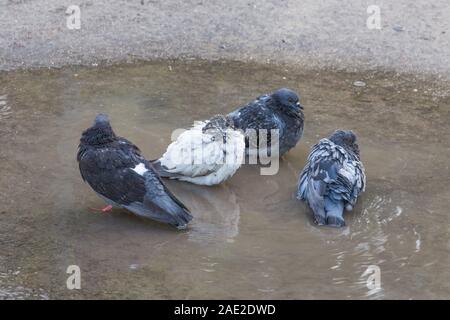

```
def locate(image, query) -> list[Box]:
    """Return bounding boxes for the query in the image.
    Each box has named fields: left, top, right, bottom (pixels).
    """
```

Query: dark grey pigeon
left=297, top=130, right=366, bottom=227
left=77, top=114, right=193, bottom=229
left=227, top=88, right=304, bottom=157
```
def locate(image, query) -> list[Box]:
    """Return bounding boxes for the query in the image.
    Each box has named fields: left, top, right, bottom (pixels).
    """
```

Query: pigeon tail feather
left=150, top=159, right=181, bottom=178
left=324, top=197, right=345, bottom=227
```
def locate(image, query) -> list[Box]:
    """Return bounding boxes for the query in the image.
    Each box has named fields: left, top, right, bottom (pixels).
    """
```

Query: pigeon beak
left=296, top=102, right=304, bottom=110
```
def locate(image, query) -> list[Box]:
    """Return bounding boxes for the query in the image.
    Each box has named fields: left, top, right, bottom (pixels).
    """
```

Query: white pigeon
left=152, top=115, right=245, bottom=186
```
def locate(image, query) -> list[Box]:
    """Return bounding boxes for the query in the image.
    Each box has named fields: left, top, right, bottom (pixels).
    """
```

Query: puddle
left=0, top=60, right=449, bottom=299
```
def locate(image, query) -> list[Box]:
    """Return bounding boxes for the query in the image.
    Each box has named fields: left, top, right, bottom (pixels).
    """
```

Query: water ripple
left=0, top=95, right=12, bottom=120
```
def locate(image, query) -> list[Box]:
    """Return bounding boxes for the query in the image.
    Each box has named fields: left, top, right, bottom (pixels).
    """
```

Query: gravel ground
left=1, top=0, right=450, bottom=75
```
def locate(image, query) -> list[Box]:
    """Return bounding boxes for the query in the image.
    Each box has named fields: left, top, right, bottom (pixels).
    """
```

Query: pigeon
left=297, top=130, right=366, bottom=227
left=227, top=88, right=304, bottom=157
left=77, top=114, right=193, bottom=229
left=152, top=115, right=245, bottom=186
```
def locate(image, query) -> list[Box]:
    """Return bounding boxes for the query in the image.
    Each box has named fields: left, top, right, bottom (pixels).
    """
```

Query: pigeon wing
left=298, top=139, right=364, bottom=205
left=228, top=99, right=284, bottom=153
left=78, top=143, right=146, bottom=205
left=228, top=97, right=282, bottom=132
left=159, top=122, right=223, bottom=178
left=79, top=139, right=192, bottom=227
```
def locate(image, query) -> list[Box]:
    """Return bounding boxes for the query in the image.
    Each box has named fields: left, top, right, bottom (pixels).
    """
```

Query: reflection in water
left=172, top=183, right=240, bottom=244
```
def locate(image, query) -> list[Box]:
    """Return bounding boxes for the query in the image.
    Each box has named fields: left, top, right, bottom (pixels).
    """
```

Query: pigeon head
left=94, top=113, right=110, bottom=124
left=80, top=113, right=117, bottom=146
left=329, top=130, right=360, bottom=157
left=271, top=88, right=303, bottom=113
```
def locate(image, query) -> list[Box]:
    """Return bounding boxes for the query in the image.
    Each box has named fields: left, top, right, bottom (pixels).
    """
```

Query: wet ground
left=2, top=1, right=450, bottom=77
left=0, top=60, right=449, bottom=299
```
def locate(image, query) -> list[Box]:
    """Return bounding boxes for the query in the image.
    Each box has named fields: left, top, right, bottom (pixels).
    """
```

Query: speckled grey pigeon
left=297, top=130, right=366, bottom=227
left=227, top=88, right=304, bottom=157
left=77, top=114, right=193, bottom=229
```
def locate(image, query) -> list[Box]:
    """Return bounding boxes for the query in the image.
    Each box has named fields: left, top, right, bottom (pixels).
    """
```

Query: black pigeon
left=297, top=130, right=366, bottom=227
left=77, top=114, right=193, bottom=229
left=227, top=88, right=304, bottom=157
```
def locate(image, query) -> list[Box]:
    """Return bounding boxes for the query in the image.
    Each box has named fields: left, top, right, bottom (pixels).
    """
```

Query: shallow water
left=0, top=60, right=449, bottom=299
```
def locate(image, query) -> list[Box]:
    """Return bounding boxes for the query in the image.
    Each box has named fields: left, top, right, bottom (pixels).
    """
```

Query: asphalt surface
left=1, top=0, right=450, bottom=76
